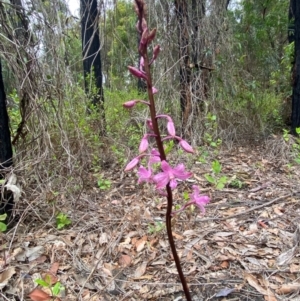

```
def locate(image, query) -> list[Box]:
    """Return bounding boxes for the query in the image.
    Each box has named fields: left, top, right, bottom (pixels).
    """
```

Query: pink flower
left=171, top=186, right=210, bottom=216
left=138, top=165, right=152, bottom=184
left=189, top=186, right=210, bottom=213
left=179, top=139, right=194, bottom=153
left=149, top=149, right=161, bottom=164
left=139, top=135, right=149, bottom=153
left=153, top=160, right=192, bottom=190
left=124, top=157, right=140, bottom=171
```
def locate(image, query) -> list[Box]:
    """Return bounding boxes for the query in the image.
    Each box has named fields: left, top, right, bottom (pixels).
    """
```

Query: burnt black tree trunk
left=0, top=59, right=14, bottom=217
left=291, top=0, right=300, bottom=134
left=80, top=0, right=105, bottom=133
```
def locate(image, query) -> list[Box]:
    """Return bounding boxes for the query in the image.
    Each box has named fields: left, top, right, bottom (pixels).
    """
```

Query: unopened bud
left=139, top=135, right=149, bottom=153
left=128, top=66, right=147, bottom=80
left=146, top=119, right=153, bottom=130
left=167, top=121, right=176, bottom=136
left=125, top=157, right=140, bottom=171
left=153, top=45, right=160, bottom=60
left=147, top=28, right=157, bottom=43
left=152, top=87, right=158, bottom=94
left=179, top=139, right=194, bottom=153
left=123, top=100, right=137, bottom=108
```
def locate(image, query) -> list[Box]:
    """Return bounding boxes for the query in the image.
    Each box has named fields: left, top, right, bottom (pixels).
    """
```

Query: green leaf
left=0, top=179, right=5, bottom=185
left=219, top=176, right=228, bottom=184
left=35, top=279, right=49, bottom=287
left=216, top=181, right=225, bottom=190
left=183, top=191, right=189, bottom=200
left=205, top=174, right=216, bottom=184
left=0, top=222, right=7, bottom=232
left=212, top=160, right=222, bottom=174
left=0, top=214, right=7, bottom=221
left=52, top=282, right=62, bottom=296
left=216, top=176, right=228, bottom=190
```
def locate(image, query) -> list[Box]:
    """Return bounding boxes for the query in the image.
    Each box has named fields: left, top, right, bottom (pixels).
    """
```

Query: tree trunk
left=175, top=0, right=192, bottom=137
left=0, top=59, right=14, bottom=217
left=81, top=0, right=105, bottom=134
left=291, top=0, right=300, bottom=134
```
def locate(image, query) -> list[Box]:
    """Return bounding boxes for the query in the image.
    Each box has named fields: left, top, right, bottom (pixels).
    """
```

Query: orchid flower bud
left=152, top=87, right=158, bottom=94
left=139, top=135, right=149, bottom=153
left=167, top=121, right=176, bottom=136
left=141, top=18, right=147, bottom=31
left=123, top=100, right=137, bottom=108
left=153, top=45, right=160, bottom=60
left=124, top=157, right=140, bottom=171
left=146, top=119, right=153, bottom=130
left=147, top=28, right=157, bottom=43
left=140, top=29, right=148, bottom=46
left=128, top=66, right=147, bottom=80
left=179, top=139, right=194, bottom=153
left=140, top=56, right=145, bottom=70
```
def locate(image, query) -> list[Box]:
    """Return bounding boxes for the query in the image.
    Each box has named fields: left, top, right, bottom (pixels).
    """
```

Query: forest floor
left=2, top=137, right=300, bottom=301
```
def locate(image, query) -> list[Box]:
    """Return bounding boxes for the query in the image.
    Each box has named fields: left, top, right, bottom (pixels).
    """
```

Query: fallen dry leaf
left=245, top=273, right=276, bottom=300
left=0, top=267, right=16, bottom=289
left=28, top=288, right=51, bottom=301
left=135, top=236, right=147, bottom=252
left=119, top=254, right=131, bottom=267
left=275, top=283, right=300, bottom=295
left=134, top=261, right=147, bottom=278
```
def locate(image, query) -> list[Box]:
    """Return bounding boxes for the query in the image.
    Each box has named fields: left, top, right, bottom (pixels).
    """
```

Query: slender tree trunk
left=175, top=0, right=192, bottom=137
left=81, top=0, right=105, bottom=134
left=291, top=0, right=300, bottom=134
left=0, top=59, right=14, bottom=217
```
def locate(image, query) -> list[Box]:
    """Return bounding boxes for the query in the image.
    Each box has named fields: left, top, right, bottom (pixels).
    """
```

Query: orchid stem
left=143, top=51, right=192, bottom=301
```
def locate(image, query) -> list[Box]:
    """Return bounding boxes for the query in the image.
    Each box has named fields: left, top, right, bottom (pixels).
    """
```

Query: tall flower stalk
left=124, top=1, right=210, bottom=300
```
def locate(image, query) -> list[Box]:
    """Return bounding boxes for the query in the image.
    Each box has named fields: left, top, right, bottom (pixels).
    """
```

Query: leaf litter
left=1, top=144, right=300, bottom=300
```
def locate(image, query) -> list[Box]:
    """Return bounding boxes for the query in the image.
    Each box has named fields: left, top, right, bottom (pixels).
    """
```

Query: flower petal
left=172, top=164, right=192, bottom=180
left=160, top=160, right=172, bottom=172
left=169, top=179, right=177, bottom=189
left=153, top=172, right=170, bottom=189
left=138, top=166, right=152, bottom=183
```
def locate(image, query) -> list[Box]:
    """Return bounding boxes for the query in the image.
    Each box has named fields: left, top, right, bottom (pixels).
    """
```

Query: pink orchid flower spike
left=153, top=160, right=192, bottom=190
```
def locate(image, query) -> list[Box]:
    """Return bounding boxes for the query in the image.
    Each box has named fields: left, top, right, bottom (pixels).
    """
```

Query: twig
left=197, top=192, right=295, bottom=222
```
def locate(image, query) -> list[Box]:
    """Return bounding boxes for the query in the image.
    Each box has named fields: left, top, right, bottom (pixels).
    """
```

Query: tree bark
left=81, top=0, right=105, bottom=133
left=0, top=59, right=14, bottom=217
left=291, top=0, right=300, bottom=134
left=175, top=0, right=192, bottom=137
